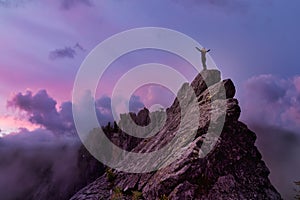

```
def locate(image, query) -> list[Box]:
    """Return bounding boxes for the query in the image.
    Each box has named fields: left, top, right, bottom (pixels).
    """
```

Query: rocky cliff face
left=70, top=70, right=282, bottom=200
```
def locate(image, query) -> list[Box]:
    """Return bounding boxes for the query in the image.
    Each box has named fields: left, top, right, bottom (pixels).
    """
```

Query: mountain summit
left=71, top=70, right=282, bottom=200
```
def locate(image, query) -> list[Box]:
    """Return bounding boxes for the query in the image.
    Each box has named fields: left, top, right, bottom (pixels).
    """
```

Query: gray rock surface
left=70, top=70, right=282, bottom=200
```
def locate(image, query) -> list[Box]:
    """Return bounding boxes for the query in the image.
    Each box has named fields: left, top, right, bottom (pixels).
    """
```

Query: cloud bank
left=2, top=88, right=145, bottom=199
left=8, top=90, right=75, bottom=135
left=8, top=89, right=145, bottom=134
left=240, top=74, right=300, bottom=198
left=0, top=127, right=104, bottom=200
left=241, top=74, right=300, bottom=132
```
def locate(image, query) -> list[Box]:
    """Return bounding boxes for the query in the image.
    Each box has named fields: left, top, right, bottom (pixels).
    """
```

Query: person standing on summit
left=196, top=47, right=210, bottom=70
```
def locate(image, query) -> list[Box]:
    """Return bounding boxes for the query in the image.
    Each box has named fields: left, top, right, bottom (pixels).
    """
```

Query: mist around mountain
left=0, top=128, right=103, bottom=200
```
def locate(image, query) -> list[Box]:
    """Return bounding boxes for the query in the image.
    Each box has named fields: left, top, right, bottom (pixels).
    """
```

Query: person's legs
left=202, top=57, right=207, bottom=70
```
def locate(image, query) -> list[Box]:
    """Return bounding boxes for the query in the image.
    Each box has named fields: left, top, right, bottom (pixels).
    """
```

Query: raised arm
left=195, top=47, right=201, bottom=52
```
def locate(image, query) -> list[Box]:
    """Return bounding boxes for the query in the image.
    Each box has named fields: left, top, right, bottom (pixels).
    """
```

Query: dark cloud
left=74, top=42, right=86, bottom=51
left=61, top=0, right=92, bottom=10
left=0, top=128, right=79, bottom=200
left=66, top=91, right=114, bottom=130
left=49, top=43, right=85, bottom=60
left=244, top=75, right=286, bottom=102
left=0, top=128, right=103, bottom=200
left=96, top=95, right=145, bottom=114
left=95, top=94, right=145, bottom=124
left=96, top=95, right=111, bottom=111
left=49, top=47, right=76, bottom=60
left=7, top=90, right=75, bottom=134
left=8, top=90, right=146, bottom=133
left=241, top=74, right=300, bottom=132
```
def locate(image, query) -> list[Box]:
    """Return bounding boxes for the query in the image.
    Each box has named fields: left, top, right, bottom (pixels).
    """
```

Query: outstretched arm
left=195, top=47, right=201, bottom=52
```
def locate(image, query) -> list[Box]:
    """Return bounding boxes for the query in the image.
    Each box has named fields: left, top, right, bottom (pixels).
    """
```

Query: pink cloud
left=0, top=115, right=39, bottom=136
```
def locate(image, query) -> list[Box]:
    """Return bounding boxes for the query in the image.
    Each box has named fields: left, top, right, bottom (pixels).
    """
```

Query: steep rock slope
left=71, top=70, right=281, bottom=200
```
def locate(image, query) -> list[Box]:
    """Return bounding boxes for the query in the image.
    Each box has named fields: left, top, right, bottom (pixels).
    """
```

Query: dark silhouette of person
left=196, top=47, right=210, bottom=70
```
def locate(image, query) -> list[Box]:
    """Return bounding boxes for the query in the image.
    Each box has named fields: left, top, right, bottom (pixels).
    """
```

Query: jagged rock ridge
left=71, top=70, right=282, bottom=200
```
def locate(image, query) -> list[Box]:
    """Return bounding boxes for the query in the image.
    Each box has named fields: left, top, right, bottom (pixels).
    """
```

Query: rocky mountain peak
left=71, top=70, right=282, bottom=200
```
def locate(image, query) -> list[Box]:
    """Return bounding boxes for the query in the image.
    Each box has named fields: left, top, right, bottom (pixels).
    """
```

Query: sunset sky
left=1, top=0, right=299, bottom=135
left=0, top=0, right=300, bottom=198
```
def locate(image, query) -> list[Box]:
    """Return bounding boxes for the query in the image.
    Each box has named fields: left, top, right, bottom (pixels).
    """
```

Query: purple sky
left=0, top=1, right=300, bottom=197
left=1, top=0, right=299, bottom=134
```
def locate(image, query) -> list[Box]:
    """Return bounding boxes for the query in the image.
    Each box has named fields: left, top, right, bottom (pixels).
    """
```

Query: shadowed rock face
left=70, top=70, right=282, bottom=200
